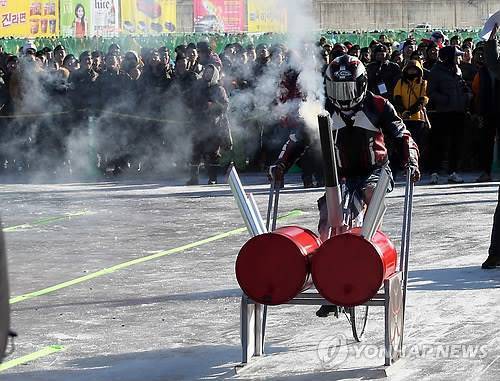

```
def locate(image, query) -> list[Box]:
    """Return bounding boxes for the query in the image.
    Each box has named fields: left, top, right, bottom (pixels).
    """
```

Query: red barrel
left=311, top=228, right=397, bottom=307
left=236, top=226, right=321, bottom=305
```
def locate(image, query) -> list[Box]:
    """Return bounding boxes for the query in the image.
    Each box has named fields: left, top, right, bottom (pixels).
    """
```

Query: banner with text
left=193, top=0, right=244, bottom=33
left=247, top=0, right=287, bottom=33
left=121, top=0, right=176, bottom=35
left=0, top=0, right=59, bottom=38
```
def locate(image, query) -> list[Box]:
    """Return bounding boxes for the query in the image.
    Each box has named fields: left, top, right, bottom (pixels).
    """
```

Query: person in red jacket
left=270, top=54, right=420, bottom=316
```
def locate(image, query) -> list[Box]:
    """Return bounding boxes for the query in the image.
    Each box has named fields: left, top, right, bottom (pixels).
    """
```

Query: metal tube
left=318, top=113, right=344, bottom=233
left=271, top=188, right=280, bottom=231
left=399, top=170, right=411, bottom=273
left=254, top=304, right=264, bottom=356
left=361, top=169, right=390, bottom=241
left=266, top=183, right=274, bottom=232
left=400, top=170, right=414, bottom=350
left=228, top=165, right=261, bottom=237
left=0, top=219, right=10, bottom=359
left=318, top=113, right=339, bottom=188
left=325, top=185, right=344, bottom=231
left=248, top=193, right=266, bottom=235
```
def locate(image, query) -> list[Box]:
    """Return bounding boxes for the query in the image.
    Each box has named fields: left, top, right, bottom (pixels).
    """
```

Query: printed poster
left=60, top=0, right=119, bottom=37
left=60, top=0, right=90, bottom=37
left=121, top=0, right=177, bottom=35
left=247, top=0, right=287, bottom=33
left=193, top=0, right=244, bottom=33
left=92, top=0, right=119, bottom=37
left=0, top=0, right=59, bottom=38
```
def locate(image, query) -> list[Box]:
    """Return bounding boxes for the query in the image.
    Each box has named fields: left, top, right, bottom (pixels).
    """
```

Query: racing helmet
left=325, top=54, right=368, bottom=111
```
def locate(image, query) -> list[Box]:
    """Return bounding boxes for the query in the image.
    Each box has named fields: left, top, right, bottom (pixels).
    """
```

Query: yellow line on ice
left=9, top=210, right=303, bottom=305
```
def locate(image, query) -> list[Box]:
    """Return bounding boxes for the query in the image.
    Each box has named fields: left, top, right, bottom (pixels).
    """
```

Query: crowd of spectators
left=0, top=29, right=498, bottom=184
left=317, top=30, right=499, bottom=184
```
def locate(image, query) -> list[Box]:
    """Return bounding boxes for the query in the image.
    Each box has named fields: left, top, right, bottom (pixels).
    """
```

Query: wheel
left=348, top=305, right=369, bottom=342
left=342, top=194, right=369, bottom=341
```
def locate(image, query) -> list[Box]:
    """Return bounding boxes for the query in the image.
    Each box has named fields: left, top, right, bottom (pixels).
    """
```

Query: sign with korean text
left=0, top=0, right=59, bottom=38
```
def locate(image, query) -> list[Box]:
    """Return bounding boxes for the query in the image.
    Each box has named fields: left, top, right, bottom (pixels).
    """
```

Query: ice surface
left=1, top=174, right=500, bottom=380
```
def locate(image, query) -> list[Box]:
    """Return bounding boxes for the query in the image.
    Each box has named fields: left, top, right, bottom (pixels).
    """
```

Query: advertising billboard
left=193, top=0, right=244, bottom=33
left=121, top=0, right=176, bottom=35
left=247, top=0, right=287, bottom=33
left=0, top=0, right=59, bottom=38
left=60, top=0, right=90, bottom=37
left=60, top=0, right=119, bottom=37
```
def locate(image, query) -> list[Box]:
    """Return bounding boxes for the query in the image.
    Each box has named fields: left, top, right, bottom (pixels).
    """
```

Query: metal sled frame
left=238, top=171, right=415, bottom=367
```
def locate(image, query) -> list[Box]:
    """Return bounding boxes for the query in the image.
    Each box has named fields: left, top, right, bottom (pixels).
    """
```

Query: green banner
left=0, top=30, right=481, bottom=56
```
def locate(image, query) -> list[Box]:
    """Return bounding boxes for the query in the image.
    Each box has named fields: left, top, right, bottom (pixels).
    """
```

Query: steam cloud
left=1, top=1, right=326, bottom=183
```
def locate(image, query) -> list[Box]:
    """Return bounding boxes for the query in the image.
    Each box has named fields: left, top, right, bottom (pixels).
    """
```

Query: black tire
left=349, top=305, right=368, bottom=342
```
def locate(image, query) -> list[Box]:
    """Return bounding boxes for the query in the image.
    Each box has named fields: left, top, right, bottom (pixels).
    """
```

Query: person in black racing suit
left=269, top=54, right=421, bottom=317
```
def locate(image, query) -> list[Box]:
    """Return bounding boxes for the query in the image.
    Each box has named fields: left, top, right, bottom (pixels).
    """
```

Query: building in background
left=312, top=0, right=500, bottom=31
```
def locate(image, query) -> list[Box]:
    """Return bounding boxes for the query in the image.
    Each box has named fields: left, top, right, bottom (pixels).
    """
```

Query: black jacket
left=366, top=60, right=401, bottom=100
left=428, top=62, right=471, bottom=113
left=483, top=40, right=500, bottom=113
left=69, top=68, right=98, bottom=109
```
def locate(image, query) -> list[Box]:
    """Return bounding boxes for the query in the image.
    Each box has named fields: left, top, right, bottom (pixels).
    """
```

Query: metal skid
left=240, top=272, right=403, bottom=367
left=229, top=165, right=414, bottom=369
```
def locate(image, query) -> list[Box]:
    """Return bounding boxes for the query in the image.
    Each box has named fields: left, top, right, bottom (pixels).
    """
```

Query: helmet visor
left=326, top=80, right=358, bottom=101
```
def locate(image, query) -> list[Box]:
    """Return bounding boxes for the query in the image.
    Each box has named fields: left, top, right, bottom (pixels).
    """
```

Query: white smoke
left=284, top=0, right=326, bottom=137
left=1, top=4, right=329, bottom=183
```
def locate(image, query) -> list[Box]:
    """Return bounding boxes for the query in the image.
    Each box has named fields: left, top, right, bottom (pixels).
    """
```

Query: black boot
left=316, top=305, right=339, bottom=318
left=315, top=173, right=325, bottom=188
left=482, top=255, right=500, bottom=269
left=207, top=165, right=218, bottom=185
left=302, top=175, right=314, bottom=188
left=186, top=165, right=200, bottom=185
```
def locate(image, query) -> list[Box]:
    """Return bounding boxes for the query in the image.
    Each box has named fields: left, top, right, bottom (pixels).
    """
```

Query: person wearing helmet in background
left=269, top=55, right=420, bottom=317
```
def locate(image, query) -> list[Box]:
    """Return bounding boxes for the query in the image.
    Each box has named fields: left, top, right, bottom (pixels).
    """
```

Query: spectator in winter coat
left=390, top=50, right=403, bottom=68
left=480, top=24, right=500, bottom=270
left=423, top=42, right=439, bottom=72
left=460, top=47, right=477, bottom=86
left=187, top=64, right=231, bottom=186
left=69, top=51, right=98, bottom=109
left=402, top=38, right=417, bottom=65
left=366, top=44, right=401, bottom=100
left=450, top=35, right=461, bottom=47
left=360, top=47, right=371, bottom=66
left=471, top=34, right=500, bottom=185
left=427, top=45, right=472, bottom=184
left=393, top=60, right=429, bottom=163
